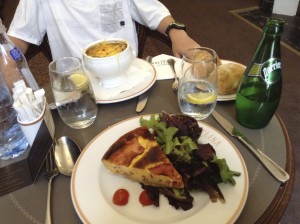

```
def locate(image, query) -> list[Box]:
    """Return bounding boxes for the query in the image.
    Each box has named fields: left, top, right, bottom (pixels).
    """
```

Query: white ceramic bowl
left=83, top=38, right=135, bottom=88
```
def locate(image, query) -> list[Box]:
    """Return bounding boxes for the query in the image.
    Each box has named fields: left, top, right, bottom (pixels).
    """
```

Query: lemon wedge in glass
left=69, top=73, right=88, bottom=91
left=186, top=92, right=217, bottom=104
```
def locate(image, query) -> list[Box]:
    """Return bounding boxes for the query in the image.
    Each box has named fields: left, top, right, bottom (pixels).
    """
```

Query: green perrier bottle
left=235, top=18, right=284, bottom=129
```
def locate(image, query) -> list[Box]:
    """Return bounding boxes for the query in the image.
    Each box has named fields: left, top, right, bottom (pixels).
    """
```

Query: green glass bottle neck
left=252, top=32, right=281, bottom=64
left=264, top=25, right=283, bottom=35
left=264, top=18, right=284, bottom=34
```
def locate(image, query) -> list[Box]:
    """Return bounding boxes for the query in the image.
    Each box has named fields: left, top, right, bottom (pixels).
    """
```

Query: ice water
left=178, top=81, right=217, bottom=120
left=49, top=57, right=98, bottom=129
left=52, top=75, right=97, bottom=129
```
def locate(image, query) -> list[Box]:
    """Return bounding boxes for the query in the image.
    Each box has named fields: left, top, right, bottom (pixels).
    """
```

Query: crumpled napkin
left=152, top=54, right=182, bottom=80
left=87, top=64, right=152, bottom=100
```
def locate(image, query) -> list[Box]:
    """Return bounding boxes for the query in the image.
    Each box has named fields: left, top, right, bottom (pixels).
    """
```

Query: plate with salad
left=71, top=113, right=249, bottom=224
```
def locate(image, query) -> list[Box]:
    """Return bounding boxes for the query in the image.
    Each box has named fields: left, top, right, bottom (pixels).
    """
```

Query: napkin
left=88, top=64, right=152, bottom=100
left=152, top=54, right=182, bottom=80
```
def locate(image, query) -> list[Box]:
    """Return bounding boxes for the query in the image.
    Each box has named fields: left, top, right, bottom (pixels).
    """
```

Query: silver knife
left=211, top=110, right=290, bottom=183
left=136, top=56, right=152, bottom=113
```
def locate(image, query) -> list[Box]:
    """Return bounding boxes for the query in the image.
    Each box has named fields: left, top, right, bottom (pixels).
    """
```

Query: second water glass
left=178, top=47, right=218, bottom=120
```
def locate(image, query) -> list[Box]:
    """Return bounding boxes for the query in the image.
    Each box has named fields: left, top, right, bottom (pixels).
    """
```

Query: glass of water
left=178, top=47, right=218, bottom=120
left=49, top=57, right=98, bottom=129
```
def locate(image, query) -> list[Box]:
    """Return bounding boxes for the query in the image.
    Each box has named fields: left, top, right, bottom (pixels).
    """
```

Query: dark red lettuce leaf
left=193, top=143, right=216, bottom=161
left=160, top=112, right=202, bottom=142
left=159, top=188, right=194, bottom=211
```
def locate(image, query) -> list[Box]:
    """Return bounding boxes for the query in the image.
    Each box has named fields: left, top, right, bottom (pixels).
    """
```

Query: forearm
left=156, top=15, right=199, bottom=58
left=156, top=15, right=174, bottom=34
left=8, top=35, right=29, bottom=54
left=156, top=15, right=189, bottom=49
left=157, top=15, right=187, bottom=40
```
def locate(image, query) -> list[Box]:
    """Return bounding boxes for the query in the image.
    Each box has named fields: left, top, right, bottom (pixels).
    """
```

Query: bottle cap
left=267, top=18, right=285, bottom=25
left=264, top=18, right=284, bottom=34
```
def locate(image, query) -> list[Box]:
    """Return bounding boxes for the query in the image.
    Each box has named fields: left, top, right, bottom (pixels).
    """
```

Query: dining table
left=0, top=77, right=294, bottom=224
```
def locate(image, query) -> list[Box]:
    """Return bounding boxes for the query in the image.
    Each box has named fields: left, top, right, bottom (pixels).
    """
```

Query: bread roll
left=191, top=50, right=220, bottom=79
left=218, top=63, right=245, bottom=95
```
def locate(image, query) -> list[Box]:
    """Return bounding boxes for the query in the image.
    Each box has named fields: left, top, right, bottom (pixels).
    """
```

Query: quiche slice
left=102, top=126, right=184, bottom=188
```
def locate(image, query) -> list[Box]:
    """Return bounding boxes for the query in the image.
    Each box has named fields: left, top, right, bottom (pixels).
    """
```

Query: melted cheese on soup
left=86, top=41, right=127, bottom=58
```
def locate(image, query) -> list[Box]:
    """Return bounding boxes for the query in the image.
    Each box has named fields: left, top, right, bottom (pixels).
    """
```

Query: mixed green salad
left=139, top=112, right=240, bottom=211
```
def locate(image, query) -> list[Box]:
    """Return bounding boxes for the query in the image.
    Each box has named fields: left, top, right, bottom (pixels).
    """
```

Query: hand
left=168, top=29, right=200, bottom=58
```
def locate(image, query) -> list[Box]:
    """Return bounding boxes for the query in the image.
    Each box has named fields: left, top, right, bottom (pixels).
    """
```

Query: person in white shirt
left=8, top=0, right=199, bottom=60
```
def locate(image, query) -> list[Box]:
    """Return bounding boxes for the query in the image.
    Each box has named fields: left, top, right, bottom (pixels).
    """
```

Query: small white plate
left=217, top=60, right=246, bottom=101
left=88, top=58, right=156, bottom=104
left=71, top=115, right=249, bottom=224
left=217, top=93, right=236, bottom=101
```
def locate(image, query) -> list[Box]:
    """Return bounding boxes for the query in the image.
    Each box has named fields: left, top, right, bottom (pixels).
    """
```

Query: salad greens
left=140, top=114, right=197, bottom=162
left=140, top=112, right=241, bottom=210
left=211, top=156, right=241, bottom=185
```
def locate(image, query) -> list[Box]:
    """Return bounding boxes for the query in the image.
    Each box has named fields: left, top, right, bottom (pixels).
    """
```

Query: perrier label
left=248, top=58, right=281, bottom=84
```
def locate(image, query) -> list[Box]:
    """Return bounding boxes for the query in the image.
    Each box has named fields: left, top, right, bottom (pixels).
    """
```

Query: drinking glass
left=49, top=57, right=98, bottom=129
left=178, top=47, right=218, bottom=120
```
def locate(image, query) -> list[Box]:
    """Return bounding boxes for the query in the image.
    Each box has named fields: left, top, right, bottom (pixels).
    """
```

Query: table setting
left=0, top=38, right=293, bottom=224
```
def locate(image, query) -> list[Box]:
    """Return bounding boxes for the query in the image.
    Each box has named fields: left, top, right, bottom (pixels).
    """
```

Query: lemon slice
left=186, top=92, right=217, bottom=104
left=69, top=73, right=88, bottom=90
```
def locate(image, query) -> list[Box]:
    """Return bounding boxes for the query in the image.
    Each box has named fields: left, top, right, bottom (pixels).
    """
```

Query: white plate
left=217, top=93, right=236, bottom=101
left=71, top=115, right=249, bottom=224
left=88, top=58, right=156, bottom=104
left=217, top=60, right=246, bottom=101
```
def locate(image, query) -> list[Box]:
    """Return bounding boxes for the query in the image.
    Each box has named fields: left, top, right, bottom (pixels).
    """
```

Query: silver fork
left=45, top=144, right=59, bottom=224
left=167, top=58, right=179, bottom=92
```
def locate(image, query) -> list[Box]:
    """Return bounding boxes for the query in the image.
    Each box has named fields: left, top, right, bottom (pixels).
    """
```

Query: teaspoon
left=54, top=136, right=81, bottom=176
left=45, top=136, right=81, bottom=224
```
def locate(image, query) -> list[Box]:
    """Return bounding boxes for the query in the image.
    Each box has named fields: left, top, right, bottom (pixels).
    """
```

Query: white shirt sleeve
left=129, top=0, right=171, bottom=30
left=8, top=0, right=45, bottom=45
left=6, top=0, right=171, bottom=59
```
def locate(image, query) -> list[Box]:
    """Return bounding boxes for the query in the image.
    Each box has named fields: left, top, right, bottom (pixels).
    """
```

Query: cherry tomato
left=113, top=189, right=129, bottom=206
left=139, top=190, right=153, bottom=206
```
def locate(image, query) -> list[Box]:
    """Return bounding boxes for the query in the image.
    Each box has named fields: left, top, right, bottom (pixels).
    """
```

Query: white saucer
left=87, top=58, right=156, bottom=104
left=217, top=93, right=236, bottom=101
left=217, top=60, right=246, bottom=101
